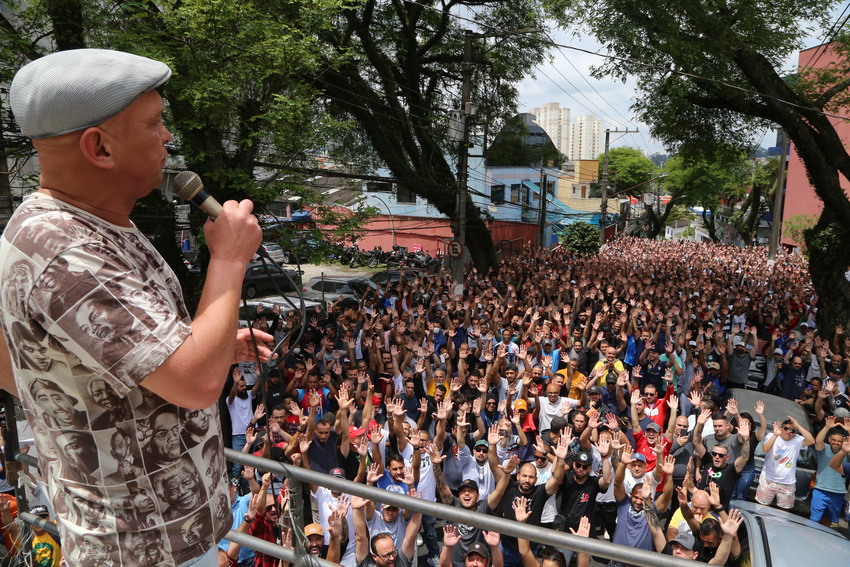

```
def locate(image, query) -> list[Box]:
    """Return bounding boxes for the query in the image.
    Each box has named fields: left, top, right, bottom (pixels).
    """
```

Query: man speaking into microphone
left=0, top=49, right=274, bottom=567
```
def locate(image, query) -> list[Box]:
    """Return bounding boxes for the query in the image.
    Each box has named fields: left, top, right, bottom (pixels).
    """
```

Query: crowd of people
left=220, top=238, right=850, bottom=567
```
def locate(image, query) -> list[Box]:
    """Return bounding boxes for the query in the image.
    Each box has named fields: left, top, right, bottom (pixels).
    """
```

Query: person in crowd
left=755, top=416, right=815, bottom=509
left=810, top=416, right=850, bottom=526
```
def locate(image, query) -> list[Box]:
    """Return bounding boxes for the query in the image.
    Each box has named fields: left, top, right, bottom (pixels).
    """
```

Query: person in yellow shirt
left=29, top=505, right=61, bottom=567
left=590, top=346, right=625, bottom=387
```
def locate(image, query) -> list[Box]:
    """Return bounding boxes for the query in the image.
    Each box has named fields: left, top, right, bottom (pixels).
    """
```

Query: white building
left=528, top=102, right=571, bottom=157
left=569, top=114, right=605, bottom=160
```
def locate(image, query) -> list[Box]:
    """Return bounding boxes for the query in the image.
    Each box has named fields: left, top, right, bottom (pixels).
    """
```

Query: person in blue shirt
left=218, top=476, right=255, bottom=567
left=815, top=417, right=850, bottom=526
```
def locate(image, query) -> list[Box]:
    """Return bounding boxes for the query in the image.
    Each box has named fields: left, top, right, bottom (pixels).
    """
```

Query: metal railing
left=10, top=438, right=695, bottom=567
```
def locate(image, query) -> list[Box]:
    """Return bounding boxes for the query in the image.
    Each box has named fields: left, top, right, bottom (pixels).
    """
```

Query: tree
left=560, top=221, right=600, bottom=255
left=598, top=147, right=656, bottom=195
left=1, top=0, right=352, bottom=305
left=567, top=0, right=850, bottom=333
left=312, top=1, right=549, bottom=273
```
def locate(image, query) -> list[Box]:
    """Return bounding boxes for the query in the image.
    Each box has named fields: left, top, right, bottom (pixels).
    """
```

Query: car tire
left=245, top=285, right=257, bottom=299
left=280, top=251, right=291, bottom=264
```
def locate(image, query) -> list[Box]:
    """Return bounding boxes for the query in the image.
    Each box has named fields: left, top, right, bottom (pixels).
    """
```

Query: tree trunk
left=805, top=207, right=850, bottom=334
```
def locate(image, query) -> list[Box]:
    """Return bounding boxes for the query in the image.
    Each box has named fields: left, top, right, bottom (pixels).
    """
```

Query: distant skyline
left=517, top=12, right=846, bottom=156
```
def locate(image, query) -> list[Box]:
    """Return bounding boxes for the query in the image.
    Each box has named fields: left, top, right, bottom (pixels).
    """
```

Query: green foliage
left=560, top=221, right=601, bottom=255
left=598, top=147, right=656, bottom=195
left=783, top=213, right=818, bottom=254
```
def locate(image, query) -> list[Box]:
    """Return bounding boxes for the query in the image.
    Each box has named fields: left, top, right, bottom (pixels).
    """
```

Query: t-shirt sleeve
left=29, top=246, right=192, bottom=397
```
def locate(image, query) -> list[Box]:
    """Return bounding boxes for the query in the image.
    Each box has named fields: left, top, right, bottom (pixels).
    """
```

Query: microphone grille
left=173, top=171, right=203, bottom=200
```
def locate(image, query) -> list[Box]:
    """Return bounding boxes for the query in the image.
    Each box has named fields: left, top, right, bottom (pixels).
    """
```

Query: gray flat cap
left=10, top=48, right=171, bottom=139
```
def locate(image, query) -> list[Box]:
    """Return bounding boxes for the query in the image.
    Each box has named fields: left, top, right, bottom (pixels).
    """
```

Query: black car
left=242, top=262, right=302, bottom=298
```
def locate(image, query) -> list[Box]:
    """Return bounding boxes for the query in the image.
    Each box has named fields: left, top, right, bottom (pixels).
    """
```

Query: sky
left=516, top=4, right=850, bottom=156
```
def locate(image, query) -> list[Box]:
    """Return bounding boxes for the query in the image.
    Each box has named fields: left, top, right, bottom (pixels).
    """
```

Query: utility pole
left=768, top=129, right=789, bottom=262
left=600, top=128, right=638, bottom=245
left=451, top=28, right=538, bottom=285
left=451, top=30, right=474, bottom=286
left=537, top=169, right=548, bottom=247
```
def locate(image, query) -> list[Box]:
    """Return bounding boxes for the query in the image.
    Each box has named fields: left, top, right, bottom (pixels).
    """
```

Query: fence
left=7, top=441, right=696, bottom=567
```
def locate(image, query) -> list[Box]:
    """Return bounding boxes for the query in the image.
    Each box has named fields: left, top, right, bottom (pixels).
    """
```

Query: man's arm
left=351, top=496, right=371, bottom=564
left=692, top=408, right=711, bottom=458
left=733, top=420, right=751, bottom=474
left=545, top=430, right=571, bottom=495
left=142, top=201, right=272, bottom=408
left=401, top=489, right=424, bottom=560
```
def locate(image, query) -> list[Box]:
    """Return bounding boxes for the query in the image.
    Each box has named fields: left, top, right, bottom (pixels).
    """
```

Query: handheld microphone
left=173, top=171, right=223, bottom=218
left=173, top=170, right=270, bottom=259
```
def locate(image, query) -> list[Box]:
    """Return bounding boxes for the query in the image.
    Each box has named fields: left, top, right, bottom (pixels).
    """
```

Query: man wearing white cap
left=0, top=49, right=274, bottom=567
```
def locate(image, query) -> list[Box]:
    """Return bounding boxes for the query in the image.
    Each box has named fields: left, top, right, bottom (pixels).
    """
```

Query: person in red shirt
left=629, top=389, right=671, bottom=472
left=642, top=383, right=675, bottom=430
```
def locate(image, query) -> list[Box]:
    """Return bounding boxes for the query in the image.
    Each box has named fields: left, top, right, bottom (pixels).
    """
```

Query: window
left=366, top=182, right=392, bottom=192
left=547, top=181, right=555, bottom=195
left=510, top=184, right=521, bottom=204
left=491, top=184, right=505, bottom=204
left=396, top=185, right=415, bottom=204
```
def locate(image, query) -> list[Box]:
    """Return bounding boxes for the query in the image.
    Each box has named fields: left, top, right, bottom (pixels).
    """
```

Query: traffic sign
left=447, top=240, right=463, bottom=259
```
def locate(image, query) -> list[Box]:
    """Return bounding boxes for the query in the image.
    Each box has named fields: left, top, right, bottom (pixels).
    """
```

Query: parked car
left=238, top=298, right=324, bottom=328
left=301, top=276, right=379, bottom=304
left=259, top=242, right=286, bottom=264
left=731, top=499, right=850, bottom=566
left=370, top=268, right=427, bottom=285
left=727, top=388, right=818, bottom=515
left=242, top=262, right=302, bottom=298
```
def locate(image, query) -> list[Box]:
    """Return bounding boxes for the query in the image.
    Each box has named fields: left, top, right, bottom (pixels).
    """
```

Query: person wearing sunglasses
left=553, top=441, right=613, bottom=566
left=755, top=416, right=814, bottom=509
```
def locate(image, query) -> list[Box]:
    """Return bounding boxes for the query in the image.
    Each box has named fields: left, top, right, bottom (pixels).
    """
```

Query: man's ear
left=78, top=127, right=116, bottom=169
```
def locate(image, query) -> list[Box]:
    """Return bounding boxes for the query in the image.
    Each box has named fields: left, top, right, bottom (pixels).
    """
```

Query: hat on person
left=672, top=531, right=697, bottom=550
left=574, top=451, right=592, bottom=466
left=587, top=385, right=602, bottom=395
left=706, top=361, right=721, bottom=371
left=515, top=399, right=528, bottom=411
left=29, top=505, right=49, bottom=517
left=550, top=416, right=568, bottom=432
left=458, top=479, right=480, bottom=493
left=773, top=348, right=784, bottom=355
left=304, top=523, right=324, bottom=537
left=465, top=542, right=490, bottom=560
left=10, top=49, right=172, bottom=139
left=349, top=425, right=366, bottom=438
left=631, top=453, right=647, bottom=464
left=330, top=467, right=346, bottom=478
left=732, top=336, right=744, bottom=347
left=486, top=392, right=498, bottom=402
left=645, top=422, right=662, bottom=433
left=474, top=440, right=490, bottom=449
left=689, top=340, right=698, bottom=347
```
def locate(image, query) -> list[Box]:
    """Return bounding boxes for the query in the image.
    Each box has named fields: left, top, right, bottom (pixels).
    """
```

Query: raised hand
left=366, top=463, right=383, bottom=485
left=483, top=423, right=499, bottom=447
left=402, top=465, right=415, bottom=486
left=499, top=454, right=521, bottom=475
left=443, top=524, right=461, bottom=547
left=708, top=482, right=721, bottom=508
left=721, top=509, right=743, bottom=535
left=554, top=429, right=571, bottom=460
left=351, top=494, right=369, bottom=510
left=662, top=454, right=675, bottom=476
left=299, top=435, right=311, bottom=455
left=726, top=398, right=739, bottom=416
left=569, top=516, right=591, bottom=538
left=697, top=408, right=712, bottom=425
left=482, top=530, right=501, bottom=547
left=512, top=495, right=531, bottom=523
left=596, top=437, right=611, bottom=457
left=737, top=419, right=751, bottom=439
left=369, top=423, right=384, bottom=445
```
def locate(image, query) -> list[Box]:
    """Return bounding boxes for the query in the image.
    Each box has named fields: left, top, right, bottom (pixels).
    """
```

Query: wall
left=782, top=42, right=850, bottom=246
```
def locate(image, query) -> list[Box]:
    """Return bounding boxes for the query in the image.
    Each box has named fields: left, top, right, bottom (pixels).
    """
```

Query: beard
left=237, top=390, right=249, bottom=399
